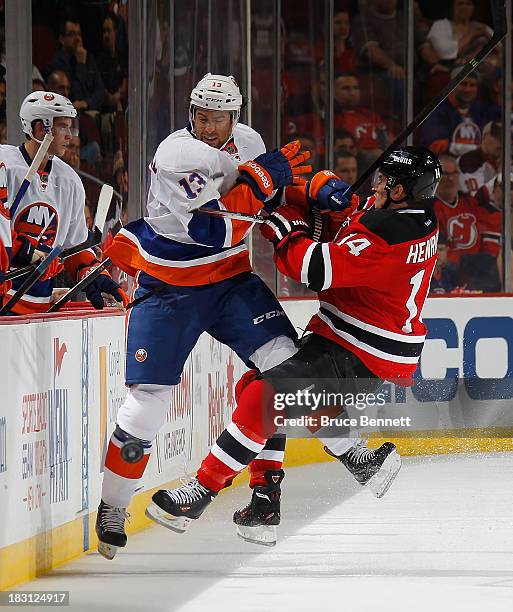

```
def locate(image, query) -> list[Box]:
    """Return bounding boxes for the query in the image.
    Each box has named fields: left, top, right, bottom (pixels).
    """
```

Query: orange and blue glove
left=306, top=171, right=359, bottom=213
left=238, top=140, right=312, bottom=202
left=11, top=232, right=64, bottom=281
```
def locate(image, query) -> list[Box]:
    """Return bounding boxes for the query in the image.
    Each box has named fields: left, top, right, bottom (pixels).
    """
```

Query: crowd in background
left=277, top=0, right=509, bottom=295
left=0, top=0, right=510, bottom=297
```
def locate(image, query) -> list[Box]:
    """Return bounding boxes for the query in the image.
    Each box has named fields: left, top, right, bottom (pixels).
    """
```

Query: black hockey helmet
left=378, top=146, right=442, bottom=203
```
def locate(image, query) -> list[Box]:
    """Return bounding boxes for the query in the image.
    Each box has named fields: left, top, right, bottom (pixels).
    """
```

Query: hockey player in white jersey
left=2, top=91, right=126, bottom=314
left=95, top=73, right=315, bottom=559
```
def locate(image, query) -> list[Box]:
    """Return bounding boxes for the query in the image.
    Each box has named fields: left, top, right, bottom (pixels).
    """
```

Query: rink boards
left=1, top=296, right=513, bottom=588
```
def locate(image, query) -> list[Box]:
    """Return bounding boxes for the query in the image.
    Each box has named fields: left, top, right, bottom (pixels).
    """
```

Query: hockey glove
left=306, top=171, right=359, bottom=213
left=238, top=140, right=312, bottom=201
left=11, top=232, right=64, bottom=281
left=78, top=264, right=129, bottom=310
left=260, top=205, right=312, bottom=250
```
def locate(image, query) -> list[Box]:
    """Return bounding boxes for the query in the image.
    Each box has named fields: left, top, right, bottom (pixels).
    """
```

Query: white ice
left=12, top=453, right=513, bottom=612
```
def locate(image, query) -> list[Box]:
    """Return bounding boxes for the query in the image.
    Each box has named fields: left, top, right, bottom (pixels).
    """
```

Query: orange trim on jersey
left=429, top=139, right=449, bottom=154
left=104, top=440, right=150, bottom=479
left=106, top=234, right=252, bottom=286
left=220, top=183, right=263, bottom=245
left=65, top=250, right=98, bottom=280
left=3, top=296, right=52, bottom=315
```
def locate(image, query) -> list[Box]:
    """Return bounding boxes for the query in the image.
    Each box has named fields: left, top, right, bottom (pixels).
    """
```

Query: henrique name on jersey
left=406, top=234, right=439, bottom=264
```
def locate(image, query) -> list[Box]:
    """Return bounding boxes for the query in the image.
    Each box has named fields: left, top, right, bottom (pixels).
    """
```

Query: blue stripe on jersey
left=186, top=200, right=227, bottom=248
left=12, top=274, right=53, bottom=297
left=125, top=218, right=243, bottom=261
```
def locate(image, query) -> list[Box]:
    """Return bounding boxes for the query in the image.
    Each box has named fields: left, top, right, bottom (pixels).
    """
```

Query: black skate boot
left=326, top=441, right=401, bottom=498
left=96, top=500, right=129, bottom=560
left=233, top=470, right=284, bottom=547
left=145, top=477, right=217, bottom=533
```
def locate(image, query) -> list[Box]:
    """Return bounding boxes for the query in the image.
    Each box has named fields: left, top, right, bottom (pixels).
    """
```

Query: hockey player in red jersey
left=146, top=146, right=441, bottom=545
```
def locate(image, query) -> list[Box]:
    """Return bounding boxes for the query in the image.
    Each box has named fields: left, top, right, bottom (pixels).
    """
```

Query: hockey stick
left=3, top=184, right=113, bottom=282
left=9, top=131, right=54, bottom=219
left=0, top=244, right=64, bottom=314
left=47, top=257, right=112, bottom=312
left=349, top=0, right=507, bottom=194
left=198, top=1, right=507, bottom=225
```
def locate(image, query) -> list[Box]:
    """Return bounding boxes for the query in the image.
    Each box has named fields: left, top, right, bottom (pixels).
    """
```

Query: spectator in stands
left=0, top=122, right=6, bottom=145
left=351, top=0, right=441, bottom=115
left=433, top=153, right=501, bottom=291
left=327, top=10, right=357, bottom=74
left=427, top=0, right=492, bottom=68
left=333, top=150, right=358, bottom=184
left=47, top=19, right=104, bottom=112
left=333, top=73, right=388, bottom=164
left=459, top=120, right=501, bottom=195
left=333, top=128, right=357, bottom=155
left=430, top=237, right=459, bottom=294
left=47, top=70, right=71, bottom=98
left=420, top=69, right=500, bottom=156
left=97, top=13, right=128, bottom=113
left=295, top=133, right=318, bottom=175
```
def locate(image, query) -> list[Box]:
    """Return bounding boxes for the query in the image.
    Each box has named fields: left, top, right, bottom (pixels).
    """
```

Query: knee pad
left=250, top=335, right=298, bottom=372
left=117, top=384, right=173, bottom=441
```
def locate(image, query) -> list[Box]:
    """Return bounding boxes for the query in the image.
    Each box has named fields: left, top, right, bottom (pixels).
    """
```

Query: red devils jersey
left=275, top=206, right=439, bottom=383
left=433, top=192, right=500, bottom=262
left=335, top=108, right=387, bottom=150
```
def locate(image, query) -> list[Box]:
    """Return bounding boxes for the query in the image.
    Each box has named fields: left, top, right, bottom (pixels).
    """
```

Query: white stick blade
left=94, top=184, right=114, bottom=233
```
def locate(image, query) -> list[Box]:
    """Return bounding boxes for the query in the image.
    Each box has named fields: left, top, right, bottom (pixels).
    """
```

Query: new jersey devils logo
left=15, top=202, right=58, bottom=247
left=447, top=213, right=478, bottom=249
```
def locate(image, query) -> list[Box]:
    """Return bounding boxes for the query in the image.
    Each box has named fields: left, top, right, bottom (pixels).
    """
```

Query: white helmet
left=189, top=73, right=242, bottom=135
left=20, top=91, right=77, bottom=138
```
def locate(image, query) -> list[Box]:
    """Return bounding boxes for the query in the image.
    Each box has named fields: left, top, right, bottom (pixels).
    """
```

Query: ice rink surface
left=13, top=453, right=513, bottom=612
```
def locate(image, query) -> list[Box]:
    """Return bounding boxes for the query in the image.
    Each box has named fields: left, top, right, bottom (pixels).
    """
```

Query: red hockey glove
left=306, top=170, right=359, bottom=213
left=238, top=140, right=312, bottom=201
left=260, top=205, right=312, bottom=250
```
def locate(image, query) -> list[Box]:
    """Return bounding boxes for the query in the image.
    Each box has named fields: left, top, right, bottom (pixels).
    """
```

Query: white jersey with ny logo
left=0, top=144, right=88, bottom=251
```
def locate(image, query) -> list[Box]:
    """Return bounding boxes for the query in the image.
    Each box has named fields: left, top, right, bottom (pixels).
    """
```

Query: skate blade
left=367, top=450, right=402, bottom=498
left=236, top=524, right=277, bottom=547
left=145, top=503, right=192, bottom=533
left=98, top=541, right=118, bottom=560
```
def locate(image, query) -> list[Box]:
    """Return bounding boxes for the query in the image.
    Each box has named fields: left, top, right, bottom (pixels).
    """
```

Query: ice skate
left=96, top=500, right=129, bottom=560
left=145, top=477, right=217, bottom=533
left=326, top=441, right=401, bottom=498
left=233, top=470, right=284, bottom=547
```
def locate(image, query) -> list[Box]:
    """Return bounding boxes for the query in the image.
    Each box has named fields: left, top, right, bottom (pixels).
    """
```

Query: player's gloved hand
left=260, top=205, right=312, bottom=250
left=238, top=140, right=312, bottom=201
left=79, top=264, right=129, bottom=310
left=306, top=170, right=359, bottom=213
left=11, top=232, right=64, bottom=280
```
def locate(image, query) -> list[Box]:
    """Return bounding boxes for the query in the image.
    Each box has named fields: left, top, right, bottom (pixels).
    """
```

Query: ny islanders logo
left=135, top=348, right=148, bottom=362
left=15, top=203, right=58, bottom=247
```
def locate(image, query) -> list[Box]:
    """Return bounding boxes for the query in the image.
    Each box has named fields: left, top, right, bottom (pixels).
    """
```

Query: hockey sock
left=249, top=433, right=286, bottom=488
left=198, top=378, right=279, bottom=492
left=101, top=426, right=152, bottom=508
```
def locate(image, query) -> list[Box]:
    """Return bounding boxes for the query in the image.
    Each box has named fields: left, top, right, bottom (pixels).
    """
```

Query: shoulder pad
left=358, top=208, right=438, bottom=245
